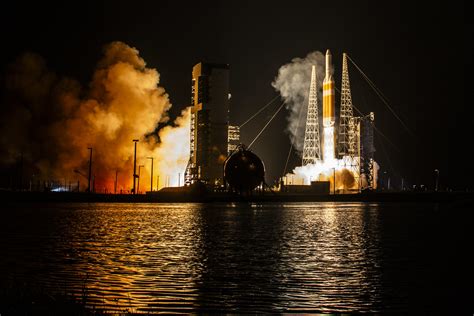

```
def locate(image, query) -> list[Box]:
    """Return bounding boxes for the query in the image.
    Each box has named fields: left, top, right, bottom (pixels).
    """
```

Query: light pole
left=434, top=169, right=439, bottom=192
left=114, top=170, right=118, bottom=194
left=30, top=174, right=35, bottom=191
left=87, top=147, right=92, bottom=193
left=137, top=165, right=144, bottom=194
left=74, top=169, right=87, bottom=192
left=19, top=152, right=23, bottom=191
left=132, top=139, right=139, bottom=194
left=92, top=175, right=95, bottom=193
left=147, top=157, right=154, bottom=192
left=332, top=168, right=336, bottom=194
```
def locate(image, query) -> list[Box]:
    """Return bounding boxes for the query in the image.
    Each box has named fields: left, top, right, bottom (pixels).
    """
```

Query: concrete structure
left=186, top=62, right=230, bottom=187
left=281, top=181, right=330, bottom=195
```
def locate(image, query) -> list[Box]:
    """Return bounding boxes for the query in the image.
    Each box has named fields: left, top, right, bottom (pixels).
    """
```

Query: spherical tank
left=224, top=147, right=265, bottom=192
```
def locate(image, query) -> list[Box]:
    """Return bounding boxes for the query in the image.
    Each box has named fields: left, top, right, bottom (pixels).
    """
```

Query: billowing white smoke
left=272, top=51, right=326, bottom=153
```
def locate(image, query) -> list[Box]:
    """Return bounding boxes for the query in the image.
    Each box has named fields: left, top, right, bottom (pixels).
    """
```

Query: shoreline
left=2, top=190, right=472, bottom=204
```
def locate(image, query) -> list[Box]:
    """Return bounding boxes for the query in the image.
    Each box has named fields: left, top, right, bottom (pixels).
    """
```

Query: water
left=0, top=202, right=471, bottom=313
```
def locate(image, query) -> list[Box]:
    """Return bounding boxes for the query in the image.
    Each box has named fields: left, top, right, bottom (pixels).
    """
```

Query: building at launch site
left=185, top=62, right=230, bottom=187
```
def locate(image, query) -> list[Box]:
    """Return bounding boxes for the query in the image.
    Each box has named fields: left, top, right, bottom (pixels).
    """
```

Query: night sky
left=1, top=0, right=472, bottom=189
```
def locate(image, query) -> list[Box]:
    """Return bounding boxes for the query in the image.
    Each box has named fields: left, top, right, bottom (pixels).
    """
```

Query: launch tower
left=337, top=53, right=360, bottom=189
left=302, top=65, right=322, bottom=165
left=337, top=53, right=357, bottom=158
left=185, top=62, right=230, bottom=187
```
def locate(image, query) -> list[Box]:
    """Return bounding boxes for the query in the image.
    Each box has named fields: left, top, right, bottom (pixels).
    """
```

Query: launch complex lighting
left=132, top=139, right=139, bottom=194
left=87, top=147, right=92, bottom=193
left=147, top=157, right=154, bottom=191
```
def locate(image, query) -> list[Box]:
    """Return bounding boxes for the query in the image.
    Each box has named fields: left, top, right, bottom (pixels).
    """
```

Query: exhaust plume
left=1, top=42, right=189, bottom=192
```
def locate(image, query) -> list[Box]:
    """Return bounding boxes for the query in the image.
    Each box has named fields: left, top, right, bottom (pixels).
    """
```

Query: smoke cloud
left=1, top=41, right=189, bottom=192
left=289, top=161, right=358, bottom=191
left=272, top=51, right=326, bottom=153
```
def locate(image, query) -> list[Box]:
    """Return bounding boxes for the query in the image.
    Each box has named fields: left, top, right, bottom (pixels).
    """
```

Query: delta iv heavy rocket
left=322, top=49, right=336, bottom=161
left=322, top=49, right=335, bottom=127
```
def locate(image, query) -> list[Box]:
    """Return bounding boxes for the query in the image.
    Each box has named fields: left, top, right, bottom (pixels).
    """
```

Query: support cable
left=239, top=95, right=280, bottom=128
left=282, top=97, right=308, bottom=176
left=377, top=134, right=401, bottom=181
left=336, top=86, right=400, bottom=152
left=347, top=55, right=415, bottom=137
left=248, top=102, right=286, bottom=149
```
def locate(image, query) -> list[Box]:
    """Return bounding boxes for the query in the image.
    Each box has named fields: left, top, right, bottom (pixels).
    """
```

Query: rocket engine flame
left=323, top=126, right=336, bottom=164
left=1, top=42, right=190, bottom=192
left=288, top=157, right=359, bottom=192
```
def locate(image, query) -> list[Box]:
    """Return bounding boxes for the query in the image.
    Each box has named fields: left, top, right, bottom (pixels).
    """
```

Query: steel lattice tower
left=302, top=65, right=322, bottom=165
left=337, top=53, right=356, bottom=158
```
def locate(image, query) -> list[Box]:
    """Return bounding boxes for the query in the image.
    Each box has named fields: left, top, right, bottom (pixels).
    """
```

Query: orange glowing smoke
left=1, top=42, right=190, bottom=192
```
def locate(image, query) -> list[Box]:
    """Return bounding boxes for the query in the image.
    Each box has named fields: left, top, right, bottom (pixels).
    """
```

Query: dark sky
left=1, top=0, right=472, bottom=189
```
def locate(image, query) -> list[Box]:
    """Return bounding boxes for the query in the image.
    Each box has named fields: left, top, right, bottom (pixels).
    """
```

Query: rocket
left=322, top=49, right=336, bottom=162
left=322, top=49, right=335, bottom=127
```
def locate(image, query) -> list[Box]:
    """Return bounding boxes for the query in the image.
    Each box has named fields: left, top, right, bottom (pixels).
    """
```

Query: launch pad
left=282, top=50, right=376, bottom=194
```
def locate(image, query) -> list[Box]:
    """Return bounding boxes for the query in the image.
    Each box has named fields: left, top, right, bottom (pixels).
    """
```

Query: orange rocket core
left=322, top=49, right=335, bottom=128
left=322, top=81, right=335, bottom=126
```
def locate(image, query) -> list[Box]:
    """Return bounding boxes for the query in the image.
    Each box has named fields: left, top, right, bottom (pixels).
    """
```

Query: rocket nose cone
left=326, top=49, right=331, bottom=56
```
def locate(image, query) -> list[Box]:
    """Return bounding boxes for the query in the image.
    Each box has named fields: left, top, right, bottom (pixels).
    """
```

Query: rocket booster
left=322, top=49, right=335, bottom=127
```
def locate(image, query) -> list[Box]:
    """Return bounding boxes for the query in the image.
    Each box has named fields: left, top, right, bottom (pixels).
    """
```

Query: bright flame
left=283, top=114, right=367, bottom=193
left=151, top=107, right=190, bottom=190
left=284, top=126, right=361, bottom=193
left=0, top=42, right=191, bottom=193
left=322, top=126, right=335, bottom=164
left=287, top=157, right=360, bottom=193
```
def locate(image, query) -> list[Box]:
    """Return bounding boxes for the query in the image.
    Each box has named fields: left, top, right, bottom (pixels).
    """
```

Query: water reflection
left=1, top=202, right=439, bottom=313
left=179, top=202, right=383, bottom=312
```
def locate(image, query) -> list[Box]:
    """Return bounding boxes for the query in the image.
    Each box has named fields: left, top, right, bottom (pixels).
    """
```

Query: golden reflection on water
left=56, top=203, right=207, bottom=313
left=2, top=202, right=385, bottom=313
left=273, top=203, right=382, bottom=312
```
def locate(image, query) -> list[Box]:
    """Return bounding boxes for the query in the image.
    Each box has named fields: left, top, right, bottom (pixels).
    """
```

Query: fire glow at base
left=289, top=126, right=362, bottom=192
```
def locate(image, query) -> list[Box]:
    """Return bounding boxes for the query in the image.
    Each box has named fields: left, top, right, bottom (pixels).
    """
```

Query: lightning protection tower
left=302, top=65, right=322, bottom=165
left=338, top=53, right=357, bottom=159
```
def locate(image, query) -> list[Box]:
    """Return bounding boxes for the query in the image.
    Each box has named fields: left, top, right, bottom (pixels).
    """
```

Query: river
left=0, top=202, right=471, bottom=313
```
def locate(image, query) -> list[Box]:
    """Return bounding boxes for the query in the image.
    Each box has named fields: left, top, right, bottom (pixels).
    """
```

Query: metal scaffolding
left=302, top=65, right=322, bottom=165
left=338, top=53, right=357, bottom=158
